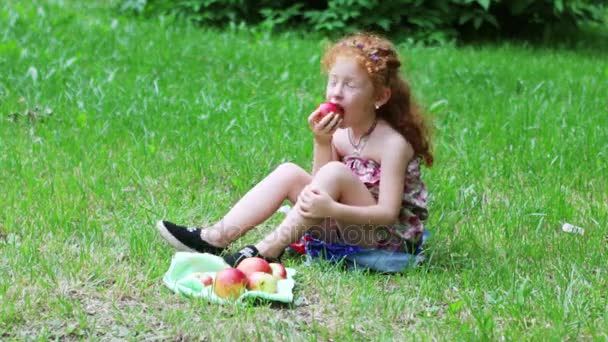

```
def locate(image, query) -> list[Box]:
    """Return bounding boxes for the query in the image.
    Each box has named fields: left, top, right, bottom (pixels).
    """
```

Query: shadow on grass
left=419, top=235, right=491, bottom=274
left=277, top=242, right=483, bottom=276
left=458, top=23, right=608, bottom=57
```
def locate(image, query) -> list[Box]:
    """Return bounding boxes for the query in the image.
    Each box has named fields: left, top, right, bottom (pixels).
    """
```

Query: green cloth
left=163, top=252, right=296, bottom=304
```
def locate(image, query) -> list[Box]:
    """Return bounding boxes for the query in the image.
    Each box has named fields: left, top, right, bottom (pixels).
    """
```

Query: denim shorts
left=301, top=230, right=429, bottom=273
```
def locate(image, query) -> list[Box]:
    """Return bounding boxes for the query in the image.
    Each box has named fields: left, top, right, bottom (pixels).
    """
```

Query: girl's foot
left=156, top=220, right=226, bottom=255
left=223, top=245, right=280, bottom=267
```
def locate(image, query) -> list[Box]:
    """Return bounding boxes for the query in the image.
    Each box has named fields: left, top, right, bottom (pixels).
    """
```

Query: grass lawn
left=1, top=0, right=607, bottom=340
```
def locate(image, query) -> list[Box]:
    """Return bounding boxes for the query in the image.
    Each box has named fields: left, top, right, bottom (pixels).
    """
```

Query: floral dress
left=342, top=154, right=429, bottom=252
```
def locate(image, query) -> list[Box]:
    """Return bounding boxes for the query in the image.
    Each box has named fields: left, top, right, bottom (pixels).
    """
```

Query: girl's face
left=325, top=56, right=376, bottom=126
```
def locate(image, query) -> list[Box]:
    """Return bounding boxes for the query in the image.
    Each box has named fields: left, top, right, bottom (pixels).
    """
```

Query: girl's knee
left=276, top=163, right=311, bottom=197
left=276, top=162, right=308, bottom=178
left=315, top=161, right=350, bottom=179
left=276, top=162, right=304, bottom=172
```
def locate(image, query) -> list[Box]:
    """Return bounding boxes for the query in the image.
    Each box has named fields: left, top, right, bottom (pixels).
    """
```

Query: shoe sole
left=156, top=220, right=198, bottom=253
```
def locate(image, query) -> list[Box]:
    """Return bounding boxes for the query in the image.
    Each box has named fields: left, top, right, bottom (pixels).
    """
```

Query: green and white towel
left=162, top=252, right=296, bottom=304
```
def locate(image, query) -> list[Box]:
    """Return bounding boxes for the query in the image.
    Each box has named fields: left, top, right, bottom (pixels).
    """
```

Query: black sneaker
left=156, top=220, right=225, bottom=255
left=223, top=245, right=281, bottom=267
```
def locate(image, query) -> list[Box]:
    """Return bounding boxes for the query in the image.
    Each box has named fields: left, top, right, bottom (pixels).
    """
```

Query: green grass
left=1, top=0, right=607, bottom=340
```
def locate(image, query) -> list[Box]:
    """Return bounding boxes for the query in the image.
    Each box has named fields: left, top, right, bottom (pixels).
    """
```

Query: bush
left=120, top=0, right=607, bottom=41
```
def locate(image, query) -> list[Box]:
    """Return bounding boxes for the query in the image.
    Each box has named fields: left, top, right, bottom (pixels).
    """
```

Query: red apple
left=236, top=257, right=272, bottom=278
left=192, top=272, right=213, bottom=286
left=213, top=268, right=248, bottom=300
left=314, top=102, right=344, bottom=123
left=269, top=263, right=287, bottom=279
left=247, top=271, right=278, bottom=293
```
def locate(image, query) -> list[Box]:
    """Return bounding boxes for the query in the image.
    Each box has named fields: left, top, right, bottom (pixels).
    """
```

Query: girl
left=157, top=33, right=433, bottom=269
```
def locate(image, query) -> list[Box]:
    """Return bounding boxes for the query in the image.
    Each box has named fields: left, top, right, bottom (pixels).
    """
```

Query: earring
left=375, top=104, right=380, bottom=109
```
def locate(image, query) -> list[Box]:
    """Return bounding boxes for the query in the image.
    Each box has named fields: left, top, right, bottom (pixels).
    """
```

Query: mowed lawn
left=1, top=0, right=606, bottom=340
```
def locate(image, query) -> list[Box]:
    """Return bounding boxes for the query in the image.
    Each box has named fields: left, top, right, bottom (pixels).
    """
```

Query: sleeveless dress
left=342, top=154, right=429, bottom=252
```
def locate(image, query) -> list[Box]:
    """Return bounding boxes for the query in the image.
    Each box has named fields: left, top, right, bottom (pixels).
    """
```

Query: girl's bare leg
left=200, top=163, right=311, bottom=247
left=255, top=161, right=377, bottom=258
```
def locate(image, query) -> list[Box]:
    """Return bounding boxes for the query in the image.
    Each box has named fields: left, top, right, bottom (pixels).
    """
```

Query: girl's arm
left=312, top=139, right=338, bottom=175
left=329, top=136, right=412, bottom=225
left=308, top=111, right=342, bottom=175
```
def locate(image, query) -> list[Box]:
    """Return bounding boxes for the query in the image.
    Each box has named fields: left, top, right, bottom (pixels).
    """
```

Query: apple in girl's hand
left=269, top=263, right=287, bottom=279
left=247, top=271, right=278, bottom=293
left=236, top=257, right=272, bottom=277
left=192, top=272, right=213, bottom=286
left=213, top=268, right=248, bottom=300
left=314, top=102, right=344, bottom=123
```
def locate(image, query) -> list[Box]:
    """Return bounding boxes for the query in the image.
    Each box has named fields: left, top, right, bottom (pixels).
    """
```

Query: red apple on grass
left=269, top=263, right=287, bottom=279
left=213, top=268, right=248, bottom=300
left=314, top=102, right=344, bottom=123
left=236, top=257, right=272, bottom=277
left=192, top=272, right=213, bottom=286
left=247, top=271, right=278, bottom=293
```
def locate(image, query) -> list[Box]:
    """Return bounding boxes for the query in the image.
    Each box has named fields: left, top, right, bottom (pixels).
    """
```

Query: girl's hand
left=297, top=185, right=335, bottom=218
left=307, top=110, right=342, bottom=144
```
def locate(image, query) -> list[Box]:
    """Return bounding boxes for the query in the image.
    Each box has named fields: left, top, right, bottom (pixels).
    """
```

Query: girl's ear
left=375, top=86, right=391, bottom=108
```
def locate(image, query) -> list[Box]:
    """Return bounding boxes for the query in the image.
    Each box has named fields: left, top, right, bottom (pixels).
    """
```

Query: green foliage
left=121, top=0, right=259, bottom=24
left=120, top=0, right=606, bottom=40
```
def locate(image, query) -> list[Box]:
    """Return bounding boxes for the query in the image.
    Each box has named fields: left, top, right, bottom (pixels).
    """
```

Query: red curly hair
left=321, top=33, right=434, bottom=167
